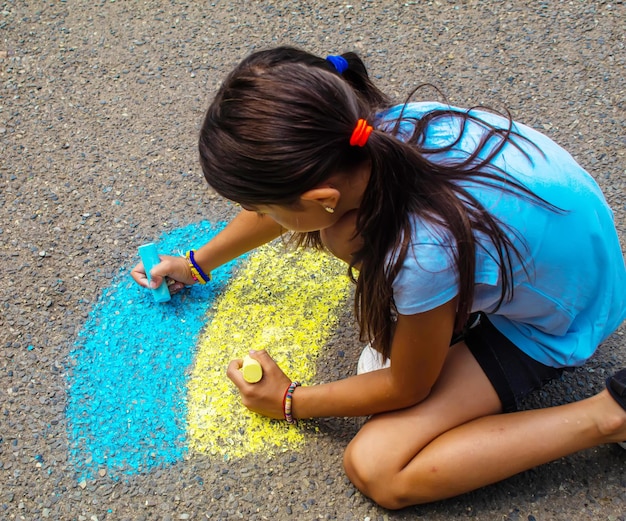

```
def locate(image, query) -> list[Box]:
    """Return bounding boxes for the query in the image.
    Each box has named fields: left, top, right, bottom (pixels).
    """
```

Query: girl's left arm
left=228, top=297, right=457, bottom=419
left=294, top=297, right=457, bottom=418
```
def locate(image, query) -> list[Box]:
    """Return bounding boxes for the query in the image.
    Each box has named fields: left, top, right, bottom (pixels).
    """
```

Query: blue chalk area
left=66, top=220, right=242, bottom=479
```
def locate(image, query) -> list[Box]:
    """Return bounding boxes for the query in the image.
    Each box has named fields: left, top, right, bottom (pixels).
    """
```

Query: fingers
left=168, top=280, right=187, bottom=294
left=227, top=351, right=293, bottom=419
left=248, top=349, right=272, bottom=366
left=130, top=259, right=166, bottom=289
left=147, top=257, right=171, bottom=287
left=248, top=349, right=285, bottom=379
left=131, top=255, right=196, bottom=291
left=227, top=351, right=271, bottom=388
left=227, top=358, right=245, bottom=387
left=151, top=255, right=196, bottom=287
left=130, top=262, right=151, bottom=289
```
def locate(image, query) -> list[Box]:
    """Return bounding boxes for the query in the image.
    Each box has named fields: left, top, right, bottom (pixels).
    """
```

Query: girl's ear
left=300, top=186, right=340, bottom=210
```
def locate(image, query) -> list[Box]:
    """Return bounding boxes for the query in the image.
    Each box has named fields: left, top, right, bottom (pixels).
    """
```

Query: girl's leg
left=343, top=342, right=626, bottom=509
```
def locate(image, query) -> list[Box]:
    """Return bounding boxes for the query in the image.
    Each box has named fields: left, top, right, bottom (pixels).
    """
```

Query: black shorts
left=459, top=313, right=565, bottom=413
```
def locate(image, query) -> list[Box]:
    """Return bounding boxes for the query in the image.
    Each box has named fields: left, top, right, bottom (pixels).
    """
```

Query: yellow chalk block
left=241, top=355, right=263, bottom=383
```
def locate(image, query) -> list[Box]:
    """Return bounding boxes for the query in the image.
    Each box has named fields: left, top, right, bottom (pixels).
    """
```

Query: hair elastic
left=325, top=55, right=349, bottom=75
left=350, top=119, right=373, bottom=147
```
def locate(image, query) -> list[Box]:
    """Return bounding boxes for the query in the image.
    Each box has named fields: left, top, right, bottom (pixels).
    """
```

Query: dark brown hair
left=199, top=47, right=552, bottom=358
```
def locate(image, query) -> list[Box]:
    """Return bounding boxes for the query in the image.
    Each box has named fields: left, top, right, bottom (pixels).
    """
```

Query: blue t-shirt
left=379, top=102, right=626, bottom=367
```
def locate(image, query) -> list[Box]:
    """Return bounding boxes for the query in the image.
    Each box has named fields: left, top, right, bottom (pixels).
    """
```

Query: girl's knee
left=342, top=438, right=367, bottom=491
left=343, top=438, right=414, bottom=510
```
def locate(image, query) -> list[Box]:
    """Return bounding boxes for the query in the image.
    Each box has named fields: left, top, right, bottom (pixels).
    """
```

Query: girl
left=132, top=47, right=626, bottom=509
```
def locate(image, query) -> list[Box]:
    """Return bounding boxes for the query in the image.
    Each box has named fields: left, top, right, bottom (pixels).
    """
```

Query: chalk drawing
left=188, top=243, right=352, bottom=458
left=67, top=220, right=351, bottom=479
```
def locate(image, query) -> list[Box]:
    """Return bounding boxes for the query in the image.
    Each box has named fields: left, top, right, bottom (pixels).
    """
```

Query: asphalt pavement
left=1, top=1, right=625, bottom=520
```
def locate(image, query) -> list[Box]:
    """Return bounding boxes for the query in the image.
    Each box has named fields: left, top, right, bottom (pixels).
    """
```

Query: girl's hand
left=130, top=254, right=194, bottom=295
left=227, top=350, right=293, bottom=420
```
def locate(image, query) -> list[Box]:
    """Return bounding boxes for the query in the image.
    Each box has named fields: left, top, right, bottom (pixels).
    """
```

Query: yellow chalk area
left=187, top=243, right=352, bottom=458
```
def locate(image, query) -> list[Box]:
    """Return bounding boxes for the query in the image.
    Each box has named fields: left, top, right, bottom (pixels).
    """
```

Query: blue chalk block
left=138, top=243, right=171, bottom=303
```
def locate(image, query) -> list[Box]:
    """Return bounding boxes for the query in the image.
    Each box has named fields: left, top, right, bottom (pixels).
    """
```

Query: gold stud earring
left=324, top=206, right=335, bottom=214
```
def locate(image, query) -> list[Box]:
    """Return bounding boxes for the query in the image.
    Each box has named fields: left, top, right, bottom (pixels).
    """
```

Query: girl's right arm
left=131, top=209, right=285, bottom=290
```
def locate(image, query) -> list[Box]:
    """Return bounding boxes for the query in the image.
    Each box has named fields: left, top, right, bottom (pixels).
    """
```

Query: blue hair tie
left=325, top=55, right=349, bottom=75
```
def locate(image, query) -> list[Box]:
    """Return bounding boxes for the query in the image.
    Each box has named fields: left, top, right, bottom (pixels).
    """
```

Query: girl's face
left=240, top=162, right=371, bottom=233
left=244, top=200, right=337, bottom=233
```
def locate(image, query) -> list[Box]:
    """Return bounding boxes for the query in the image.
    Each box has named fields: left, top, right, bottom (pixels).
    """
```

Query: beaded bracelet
left=189, top=250, right=211, bottom=282
left=185, top=250, right=211, bottom=285
left=282, top=381, right=301, bottom=424
left=186, top=259, right=206, bottom=284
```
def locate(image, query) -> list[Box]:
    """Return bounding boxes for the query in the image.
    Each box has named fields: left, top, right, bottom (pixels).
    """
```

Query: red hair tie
left=350, top=118, right=373, bottom=147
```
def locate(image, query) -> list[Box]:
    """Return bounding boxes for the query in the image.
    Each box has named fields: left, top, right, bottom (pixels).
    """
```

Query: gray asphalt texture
left=1, top=1, right=625, bottom=520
